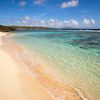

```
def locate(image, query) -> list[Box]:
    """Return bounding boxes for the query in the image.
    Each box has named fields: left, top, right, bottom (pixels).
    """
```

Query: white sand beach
left=0, top=32, right=53, bottom=100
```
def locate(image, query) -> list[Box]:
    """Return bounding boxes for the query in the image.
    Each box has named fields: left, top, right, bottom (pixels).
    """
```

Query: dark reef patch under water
left=70, top=36, right=100, bottom=50
left=32, top=31, right=100, bottom=50
left=13, top=31, right=100, bottom=50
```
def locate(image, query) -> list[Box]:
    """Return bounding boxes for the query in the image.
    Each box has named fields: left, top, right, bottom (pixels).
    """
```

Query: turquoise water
left=11, top=30, right=100, bottom=100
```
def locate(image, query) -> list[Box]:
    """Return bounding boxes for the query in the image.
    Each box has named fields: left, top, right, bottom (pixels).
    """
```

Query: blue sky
left=0, top=0, right=100, bottom=28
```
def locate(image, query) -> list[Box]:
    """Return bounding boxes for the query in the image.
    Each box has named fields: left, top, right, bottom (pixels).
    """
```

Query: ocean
left=10, top=30, right=100, bottom=100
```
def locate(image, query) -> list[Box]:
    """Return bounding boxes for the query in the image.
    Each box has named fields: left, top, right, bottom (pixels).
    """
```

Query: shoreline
left=0, top=32, right=53, bottom=100
left=0, top=32, right=89, bottom=100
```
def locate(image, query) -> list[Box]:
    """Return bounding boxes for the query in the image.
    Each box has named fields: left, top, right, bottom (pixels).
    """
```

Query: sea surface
left=10, top=30, right=100, bottom=100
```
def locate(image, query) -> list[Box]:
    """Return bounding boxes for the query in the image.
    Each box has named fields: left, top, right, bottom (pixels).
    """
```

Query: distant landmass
left=0, top=25, right=100, bottom=32
left=0, top=25, right=55, bottom=32
left=0, top=25, right=16, bottom=32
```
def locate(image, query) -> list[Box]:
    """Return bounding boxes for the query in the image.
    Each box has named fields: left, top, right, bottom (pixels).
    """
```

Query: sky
left=0, top=0, right=100, bottom=28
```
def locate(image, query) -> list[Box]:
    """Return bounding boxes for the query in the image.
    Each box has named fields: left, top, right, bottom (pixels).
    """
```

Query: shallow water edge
left=0, top=36, right=89, bottom=100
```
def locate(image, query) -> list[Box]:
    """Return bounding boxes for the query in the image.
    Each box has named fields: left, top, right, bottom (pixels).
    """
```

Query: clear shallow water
left=11, top=30, right=100, bottom=100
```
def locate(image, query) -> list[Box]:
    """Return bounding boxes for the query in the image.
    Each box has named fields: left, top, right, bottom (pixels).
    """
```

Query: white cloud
left=47, top=19, right=79, bottom=28
left=60, top=0, right=78, bottom=9
left=23, top=16, right=31, bottom=21
left=19, top=1, right=26, bottom=7
left=20, top=16, right=32, bottom=25
left=20, top=16, right=45, bottom=26
left=64, top=19, right=79, bottom=27
left=40, top=20, right=45, bottom=24
left=91, top=19, right=95, bottom=24
left=83, top=18, right=95, bottom=26
left=10, top=16, right=80, bottom=28
left=47, top=19, right=65, bottom=28
left=48, top=19, right=58, bottom=26
left=33, top=20, right=45, bottom=24
left=33, top=0, right=44, bottom=5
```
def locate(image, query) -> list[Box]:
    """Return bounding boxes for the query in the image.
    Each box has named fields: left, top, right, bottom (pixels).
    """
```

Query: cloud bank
left=16, top=17, right=80, bottom=28
left=2, top=16, right=95, bottom=28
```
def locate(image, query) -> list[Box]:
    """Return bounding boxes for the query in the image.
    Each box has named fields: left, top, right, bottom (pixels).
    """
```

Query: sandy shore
left=0, top=33, right=53, bottom=100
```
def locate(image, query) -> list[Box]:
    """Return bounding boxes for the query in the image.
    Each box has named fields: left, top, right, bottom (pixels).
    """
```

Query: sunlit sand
left=0, top=35, right=53, bottom=100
